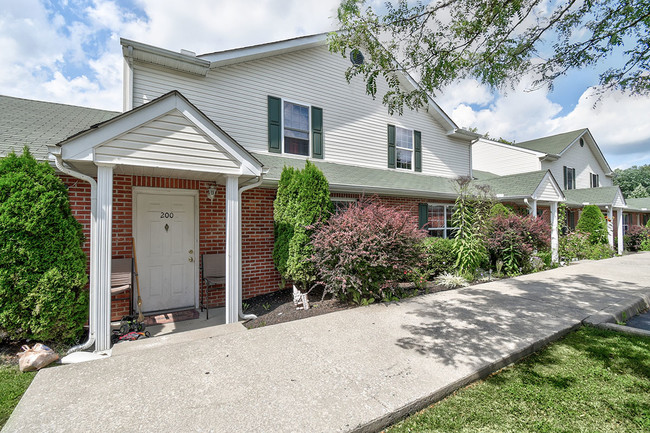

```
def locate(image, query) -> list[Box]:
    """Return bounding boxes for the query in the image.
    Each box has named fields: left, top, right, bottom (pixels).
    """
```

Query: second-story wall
left=542, top=136, right=613, bottom=189
left=130, top=44, right=471, bottom=179
left=472, top=139, right=541, bottom=175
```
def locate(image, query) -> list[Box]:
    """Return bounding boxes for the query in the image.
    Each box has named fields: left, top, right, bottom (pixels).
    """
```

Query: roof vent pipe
left=54, top=154, right=98, bottom=354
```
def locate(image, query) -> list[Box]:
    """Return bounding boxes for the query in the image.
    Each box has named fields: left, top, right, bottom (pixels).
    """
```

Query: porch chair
left=111, top=258, right=134, bottom=315
left=200, top=253, right=226, bottom=319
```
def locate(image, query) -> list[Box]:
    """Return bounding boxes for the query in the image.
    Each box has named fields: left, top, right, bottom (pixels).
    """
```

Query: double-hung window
left=590, top=173, right=599, bottom=188
left=283, top=101, right=310, bottom=156
left=426, top=204, right=457, bottom=238
left=331, top=197, right=356, bottom=215
left=563, top=166, right=576, bottom=190
left=395, top=127, right=413, bottom=170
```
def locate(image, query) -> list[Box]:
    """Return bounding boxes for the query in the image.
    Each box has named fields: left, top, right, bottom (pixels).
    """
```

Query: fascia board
left=202, top=33, right=330, bottom=67
left=121, top=38, right=210, bottom=76
left=476, top=138, right=546, bottom=157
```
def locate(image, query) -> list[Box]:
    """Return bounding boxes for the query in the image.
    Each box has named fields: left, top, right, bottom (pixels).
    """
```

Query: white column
left=225, top=176, right=240, bottom=324
left=551, top=202, right=559, bottom=263
left=617, top=208, right=624, bottom=255
left=607, top=207, right=614, bottom=248
left=95, top=164, right=114, bottom=352
left=531, top=199, right=538, bottom=218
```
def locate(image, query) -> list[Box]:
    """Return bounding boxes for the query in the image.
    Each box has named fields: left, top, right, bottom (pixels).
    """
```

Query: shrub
left=641, top=238, right=650, bottom=251
left=273, top=162, right=332, bottom=291
left=576, top=205, right=608, bottom=244
left=422, top=237, right=456, bottom=277
left=486, top=214, right=550, bottom=275
left=0, top=149, right=88, bottom=342
left=560, top=231, right=615, bottom=261
left=434, top=273, right=469, bottom=289
left=311, top=199, right=426, bottom=304
left=623, top=225, right=649, bottom=252
left=489, top=203, right=512, bottom=218
left=585, top=243, right=616, bottom=260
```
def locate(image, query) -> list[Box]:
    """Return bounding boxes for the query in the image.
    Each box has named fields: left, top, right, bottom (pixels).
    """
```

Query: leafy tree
left=576, top=205, right=608, bottom=244
left=614, top=164, right=650, bottom=198
left=0, top=149, right=88, bottom=342
left=628, top=183, right=650, bottom=198
left=330, top=0, right=650, bottom=114
left=273, top=162, right=332, bottom=292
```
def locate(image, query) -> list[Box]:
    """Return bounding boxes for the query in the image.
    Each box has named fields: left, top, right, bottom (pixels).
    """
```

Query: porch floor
left=110, top=307, right=248, bottom=357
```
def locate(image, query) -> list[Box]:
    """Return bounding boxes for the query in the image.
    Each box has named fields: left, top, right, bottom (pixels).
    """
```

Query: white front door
left=135, top=192, right=196, bottom=313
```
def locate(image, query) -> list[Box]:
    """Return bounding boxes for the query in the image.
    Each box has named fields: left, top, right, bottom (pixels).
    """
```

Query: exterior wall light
left=207, top=182, right=217, bottom=202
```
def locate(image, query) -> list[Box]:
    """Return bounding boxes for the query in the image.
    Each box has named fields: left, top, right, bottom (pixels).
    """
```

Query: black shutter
left=414, top=130, right=422, bottom=172
left=387, top=124, right=396, bottom=168
left=418, top=203, right=429, bottom=230
left=311, top=106, right=323, bottom=159
left=268, top=96, right=281, bottom=153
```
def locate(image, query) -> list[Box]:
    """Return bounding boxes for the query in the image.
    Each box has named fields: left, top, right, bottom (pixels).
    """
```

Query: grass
left=388, top=326, right=650, bottom=433
left=0, top=364, right=35, bottom=428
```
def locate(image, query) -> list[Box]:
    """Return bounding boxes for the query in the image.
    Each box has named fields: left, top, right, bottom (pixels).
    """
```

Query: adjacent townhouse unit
left=472, top=128, right=649, bottom=252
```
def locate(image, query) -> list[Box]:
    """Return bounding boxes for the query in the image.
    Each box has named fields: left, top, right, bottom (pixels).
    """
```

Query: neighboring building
left=472, top=129, right=630, bottom=253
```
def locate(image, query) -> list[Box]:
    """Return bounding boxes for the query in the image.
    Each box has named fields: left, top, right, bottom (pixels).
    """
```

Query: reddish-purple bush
left=311, top=199, right=426, bottom=304
left=624, top=225, right=649, bottom=252
left=486, top=213, right=550, bottom=275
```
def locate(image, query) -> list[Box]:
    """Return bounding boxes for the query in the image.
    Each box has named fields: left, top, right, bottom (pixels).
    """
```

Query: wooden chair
left=200, top=253, right=226, bottom=319
left=111, top=258, right=134, bottom=315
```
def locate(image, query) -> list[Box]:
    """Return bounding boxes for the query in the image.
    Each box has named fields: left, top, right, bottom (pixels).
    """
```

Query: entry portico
left=48, top=91, right=265, bottom=352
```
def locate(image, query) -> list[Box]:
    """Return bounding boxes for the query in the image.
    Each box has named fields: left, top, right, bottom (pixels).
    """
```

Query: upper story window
left=590, top=173, right=599, bottom=188
left=283, top=101, right=310, bottom=156
left=563, top=166, right=576, bottom=190
left=387, top=124, right=422, bottom=172
left=395, top=127, right=413, bottom=170
left=267, top=96, right=323, bottom=159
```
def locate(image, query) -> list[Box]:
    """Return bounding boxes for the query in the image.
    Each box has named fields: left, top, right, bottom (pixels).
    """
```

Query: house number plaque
left=160, top=212, right=174, bottom=218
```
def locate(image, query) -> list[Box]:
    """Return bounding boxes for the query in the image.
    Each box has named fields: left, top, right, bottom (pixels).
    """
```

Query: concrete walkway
left=4, top=253, right=650, bottom=433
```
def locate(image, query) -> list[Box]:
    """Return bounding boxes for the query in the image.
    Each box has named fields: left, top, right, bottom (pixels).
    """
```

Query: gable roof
left=563, top=186, right=626, bottom=208
left=120, top=34, right=479, bottom=141
left=515, top=129, right=586, bottom=155
left=478, top=170, right=564, bottom=201
left=0, top=95, right=118, bottom=161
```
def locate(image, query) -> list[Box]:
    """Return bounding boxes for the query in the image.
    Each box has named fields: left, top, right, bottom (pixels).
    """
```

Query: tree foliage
left=330, top=0, right=650, bottom=114
left=614, top=164, right=650, bottom=198
left=273, top=162, right=332, bottom=292
left=0, top=149, right=88, bottom=342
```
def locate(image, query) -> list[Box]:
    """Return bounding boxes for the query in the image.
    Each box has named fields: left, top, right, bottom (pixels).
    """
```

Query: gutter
left=52, top=152, right=98, bottom=354
left=237, top=173, right=267, bottom=320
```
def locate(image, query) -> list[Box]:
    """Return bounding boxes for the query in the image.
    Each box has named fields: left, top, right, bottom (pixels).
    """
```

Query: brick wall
left=63, top=174, right=449, bottom=321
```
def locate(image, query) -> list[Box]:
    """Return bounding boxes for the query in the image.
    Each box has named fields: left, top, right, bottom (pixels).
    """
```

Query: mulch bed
left=241, top=282, right=456, bottom=329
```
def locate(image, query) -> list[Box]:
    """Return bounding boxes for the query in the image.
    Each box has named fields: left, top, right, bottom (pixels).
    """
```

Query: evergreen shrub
left=0, top=149, right=88, bottom=342
left=576, top=205, right=608, bottom=244
left=311, top=199, right=425, bottom=304
left=422, top=237, right=456, bottom=277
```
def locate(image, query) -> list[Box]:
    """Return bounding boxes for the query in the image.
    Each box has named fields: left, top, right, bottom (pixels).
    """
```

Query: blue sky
left=1, top=0, right=649, bottom=169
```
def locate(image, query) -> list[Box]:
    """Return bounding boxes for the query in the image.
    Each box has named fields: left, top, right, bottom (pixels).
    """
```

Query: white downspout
left=237, top=175, right=264, bottom=320
left=54, top=154, right=98, bottom=354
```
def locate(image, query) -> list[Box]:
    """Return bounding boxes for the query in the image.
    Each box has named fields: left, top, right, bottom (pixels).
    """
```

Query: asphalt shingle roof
left=563, top=186, right=622, bottom=207
left=0, top=95, right=118, bottom=160
left=625, top=197, right=650, bottom=212
left=515, top=129, right=586, bottom=155
left=254, top=153, right=460, bottom=197
left=479, top=170, right=549, bottom=198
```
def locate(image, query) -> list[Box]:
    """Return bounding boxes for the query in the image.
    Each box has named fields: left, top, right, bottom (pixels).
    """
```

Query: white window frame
left=395, top=126, right=414, bottom=171
left=590, top=173, right=599, bottom=188
left=426, top=203, right=457, bottom=238
left=281, top=98, right=311, bottom=157
left=565, top=166, right=576, bottom=190
left=331, top=197, right=357, bottom=214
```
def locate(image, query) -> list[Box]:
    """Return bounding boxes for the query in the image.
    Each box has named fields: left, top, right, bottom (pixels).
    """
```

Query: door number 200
left=160, top=212, right=174, bottom=218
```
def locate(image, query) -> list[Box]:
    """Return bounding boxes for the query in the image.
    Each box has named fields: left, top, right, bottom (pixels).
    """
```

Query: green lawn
left=0, top=365, right=35, bottom=428
left=388, top=326, right=650, bottom=433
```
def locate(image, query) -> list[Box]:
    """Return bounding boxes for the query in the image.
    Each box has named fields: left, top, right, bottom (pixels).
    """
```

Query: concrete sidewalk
left=4, top=253, right=650, bottom=433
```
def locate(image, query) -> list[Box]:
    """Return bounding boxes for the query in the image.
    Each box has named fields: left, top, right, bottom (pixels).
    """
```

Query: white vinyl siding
left=94, top=111, right=240, bottom=173
left=132, top=46, right=470, bottom=178
left=535, top=180, right=562, bottom=201
left=471, top=139, right=541, bottom=176
left=542, top=138, right=612, bottom=189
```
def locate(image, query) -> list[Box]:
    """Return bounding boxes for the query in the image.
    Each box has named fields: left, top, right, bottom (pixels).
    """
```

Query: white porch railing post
left=617, top=208, right=624, bottom=255
left=225, top=175, right=239, bottom=324
left=95, top=164, right=114, bottom=352
left=607, top=207, right=614, bottom=248
left=551, top=202, right=559, bottom=263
